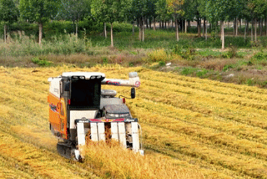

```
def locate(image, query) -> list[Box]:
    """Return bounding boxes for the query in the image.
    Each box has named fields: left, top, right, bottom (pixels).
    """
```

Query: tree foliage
left=0, top=0, right=19, bottom=24
left=92, top=0, right=132, bottom=46
left=19, top=0, right=60, bottom=23
left=60, top=0, right=91, bottom=22
left=92, top=0, right=131, bottom=24
left=206, top=0, right=242, bottom=22
left=166, top=0, right=184, bottom=17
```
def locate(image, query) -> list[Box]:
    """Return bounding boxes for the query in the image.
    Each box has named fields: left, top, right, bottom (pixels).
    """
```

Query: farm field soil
left=0, top=65, right=267, bottom=178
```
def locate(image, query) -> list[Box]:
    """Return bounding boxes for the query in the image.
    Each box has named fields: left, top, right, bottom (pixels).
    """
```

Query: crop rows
left=102, top=66, right=267, bottom=178
left=0, top=66, right=202, bottom=178
left=1, top=65, right=267, bottom=178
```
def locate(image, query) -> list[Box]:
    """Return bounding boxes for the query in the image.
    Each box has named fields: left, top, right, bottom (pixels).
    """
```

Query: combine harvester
left=47, top=71, right=144, bottom=161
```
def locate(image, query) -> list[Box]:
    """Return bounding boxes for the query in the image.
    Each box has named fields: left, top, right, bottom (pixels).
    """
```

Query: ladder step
left=77, top=123, right=86, bottom=146
left=90, top=123, right=98, bottom=141
left=118, top=123, right=126, bottom=148
left=111, top=122, right=119, bottom=141
left=131, top=122, right=139, bottom=152
left=98, top=123, right=105, bottom=141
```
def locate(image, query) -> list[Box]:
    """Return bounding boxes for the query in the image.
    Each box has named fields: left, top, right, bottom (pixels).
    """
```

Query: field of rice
left=1, top=65, right=267, bottom=178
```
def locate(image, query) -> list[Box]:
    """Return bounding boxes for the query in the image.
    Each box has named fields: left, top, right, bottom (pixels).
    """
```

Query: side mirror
left=131, top=88, right=136, bottom=99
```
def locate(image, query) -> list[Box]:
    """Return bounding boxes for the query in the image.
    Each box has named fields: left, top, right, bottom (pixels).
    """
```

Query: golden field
left=1, top=65, right=267, bottom=178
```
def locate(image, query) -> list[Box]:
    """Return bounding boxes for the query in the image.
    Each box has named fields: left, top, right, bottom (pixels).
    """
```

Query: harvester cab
left=47, top=71, right=143, bottom=160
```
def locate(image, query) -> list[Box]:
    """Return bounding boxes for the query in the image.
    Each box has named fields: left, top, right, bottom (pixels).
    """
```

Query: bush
left=172, top=44, right=195, bottom=60
left=158, top=61, right=166, bottom=66
left=196, top=69, right=208, bottom=77
left=31, top=57, right=52, bottom=67
left=181, top=67, right=197, bottom=75
left=197, top=49, right=221, bottom=57
left=180, top=67, right=210, bottom=77
left=102, top=57, right=108, bottom=65
left=222, top=44, right=238, bottom=59
left=222, top=64, right=234, bottom=72
left=252, top=49, right=267, bottom=61
left=106, top=22, right=138, bottom=33
left=147, top=49, right=169, bottom=62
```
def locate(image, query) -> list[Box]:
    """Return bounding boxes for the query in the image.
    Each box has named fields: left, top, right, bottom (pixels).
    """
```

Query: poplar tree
left=20, top=0, right=60, bottom=45
left=166, top=0, right=184, bottom=41
left=0, top=0, right=19, bottom=43
left=92, top=0, right=132, bottom=47
left=60, top=0, right=91, bottom=39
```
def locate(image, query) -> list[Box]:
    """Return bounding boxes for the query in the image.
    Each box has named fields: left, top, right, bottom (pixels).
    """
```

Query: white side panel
left=118, top=123, right=126, bottom=148
left=111, top=122, right=119, bottom=141
left=98, top=123, right=105, bottom=141
left=90, top=123, right=98, bottom=141
left=70, top=110, right=97, bottom=129
left=132, top=122, right=140, bottom=152
left=77, top=123, right=86, bottom=146
left=100, top=98, right=123, bottom=109
left=49, top=78, right=61, bottom=98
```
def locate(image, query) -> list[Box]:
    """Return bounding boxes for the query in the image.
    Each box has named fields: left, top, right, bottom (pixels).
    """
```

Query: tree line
left=0, top=0, right=267, bottom=49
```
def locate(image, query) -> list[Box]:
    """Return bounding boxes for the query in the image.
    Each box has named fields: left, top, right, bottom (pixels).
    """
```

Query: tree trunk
left=143, top=24, right=145, bottom=41
left=104, top=23, right=107, bottom=38
left=149, top=19, right=152, bottom=29
left=255, top=18, right=257, bottom=41
left=221, top=21, right=225, bottom=50
left=260, top=18, right=263, bottom=36
left=175, top=18, right=179, bottom=41
left=111, top=23, right=114, bottom=47
left=132, top=22, right=135, bottom=35
left=188, top=20, right=190, bottom=28
left=251, top=20, right=253, bottom=41
left=210, top=21, right=212, bottom=32
left=153, top=17, right=156, bottom=31
left=39, top=22, right=43, bottom=46
left=139, top=19, right=142, bottom=41
left=233, top=19, right=236, bottom=36
left=197, top=18, right=201, bottom=37
left=185, top=20, right=187, bottom=33
left=220, top=21, right=223, bottom=41
left=205, top=21, right=208, bottom=41
left=4, top=24, right=7, bottom=43
left=228, top=21, right=230, bottom=28
left=258, top=19, right=260, bottom=32
left=203, top=19, right=206, bottom=37
left=75, top=21, right=78, bottom=40
left=181, top=20, right=183, bottom=32
left=244, top=20, right=248, bottom=40
left=146, top=18, right=149, bottom=29
left=238, top=18, right=240, bottom=36
left=265, top=16, right=267, bottom=35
